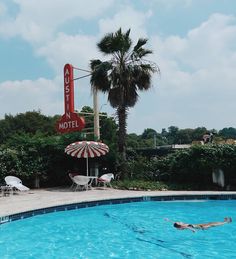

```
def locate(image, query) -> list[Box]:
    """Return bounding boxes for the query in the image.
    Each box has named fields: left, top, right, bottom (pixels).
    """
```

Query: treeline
left=0, top=111, right=59, bottom=143
left=127, top=126, right=236, bottom=150
left=0, top=110, right=236, bottom=189
left=0, top=111, right=235, bottom=148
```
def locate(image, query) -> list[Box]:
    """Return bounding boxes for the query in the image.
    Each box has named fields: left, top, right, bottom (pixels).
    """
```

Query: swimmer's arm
left=185, top=226, right=196, bottom=232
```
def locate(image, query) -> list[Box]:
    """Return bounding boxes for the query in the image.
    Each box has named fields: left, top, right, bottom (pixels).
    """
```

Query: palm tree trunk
left=117, top=105, right=127, bottom=160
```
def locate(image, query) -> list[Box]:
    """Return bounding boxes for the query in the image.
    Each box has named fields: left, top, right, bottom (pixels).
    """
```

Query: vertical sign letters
left=56, top=64, right=85, bottom=133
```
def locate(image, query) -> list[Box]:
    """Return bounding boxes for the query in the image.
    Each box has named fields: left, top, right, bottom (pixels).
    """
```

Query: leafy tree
left=141, top=128, right=157, bottom=139
left=191, top=127, right=208, bottom=141
left=161, top=128, right=168, bottom=136
left=5, top=133, right=56, bottom=187
left=167, top=126, right=179, bottom=144
left=126, top=133, right=140, bottom=150
left=219, top=127, right=236, bottom=139
left=0, top=146, right=22, bottom=181
left=0, top=111, right=57, bottom=143
left=90, top=28, right=158, bottom=161
left=100, top=115, right=118, bottom=143
left=176, top=128, right=193, bottom=144
left=79, top=106, right=95, bottom=139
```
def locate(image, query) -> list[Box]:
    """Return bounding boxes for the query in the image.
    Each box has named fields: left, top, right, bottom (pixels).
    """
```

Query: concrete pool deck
left=1, top=187, right=236, bottom=217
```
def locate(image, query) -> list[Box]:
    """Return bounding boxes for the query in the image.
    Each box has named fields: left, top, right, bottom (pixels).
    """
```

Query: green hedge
left=151, top=144, right=236, bottom=187
left=122, top=144, right=236, bottom=189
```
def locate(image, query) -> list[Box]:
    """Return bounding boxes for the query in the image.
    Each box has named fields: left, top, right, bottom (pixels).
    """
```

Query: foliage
left=112, top=179, right=216, bottom=191
left=79, top=106, right=95, bottom=139
left=0, top=147, right=22, bottom=180
left=0, top=107, right=119, bottom=187
left=113, top=180, right=169, bottom=191
left=141, top=128, right=157, bottom=139
left=126, top=126, right=236, bottom=150
left=1, top=108, right=236, bottom=190
left=149, top=144, right=236, bottom=188
left=1, top=133, right=62, bottom=186
left=0, top=111, right=58, bottom=144
left=113, top=179, right=218, bottom=191
left=117, top=144, right=236, bottom=190
left=119, top=156, right=151, bottom=180
left=219, top=127, right=236, bottom=139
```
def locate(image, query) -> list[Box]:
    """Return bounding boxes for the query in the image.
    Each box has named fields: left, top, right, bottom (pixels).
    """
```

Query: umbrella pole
left=86, top=157, right=89, bottom=176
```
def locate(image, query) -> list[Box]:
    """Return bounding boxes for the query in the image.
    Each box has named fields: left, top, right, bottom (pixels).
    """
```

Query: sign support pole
left=93, top=88, right=100, bottom=141
left=93, top=87, right=100, bottom=179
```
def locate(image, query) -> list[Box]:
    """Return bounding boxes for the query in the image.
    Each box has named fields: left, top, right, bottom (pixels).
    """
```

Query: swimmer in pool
left=165, top=217, right=232, bottom=232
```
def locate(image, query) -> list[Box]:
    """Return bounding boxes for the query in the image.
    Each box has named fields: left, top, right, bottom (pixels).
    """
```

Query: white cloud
left=99, top=6, right=152, bottom=40
left=151, top=0, right=192, bottom=8
left=151, top=13, right=236, bottom=92
left=0, top=2, right=7, bottom=16
left=0, top=75, right=97, bottom=118
left=0, top=77, right=63, bottom=117
left=37, top=33, right=100, bottom=74
left=36, top=6, right=154, bottom=95
left=183, top=14, right=236, bottom=70
left=0, top=0, right=114, bottom=43
left=127, top=13, right=236, bottom=133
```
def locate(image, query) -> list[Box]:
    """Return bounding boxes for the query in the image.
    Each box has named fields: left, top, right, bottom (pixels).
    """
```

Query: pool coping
left=1, top=192, right=236, bottom=225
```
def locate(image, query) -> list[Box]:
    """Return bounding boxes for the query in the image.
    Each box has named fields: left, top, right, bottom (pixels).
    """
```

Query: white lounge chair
left=5, top=176, right=30, bottom=192
left=97, top=173, right=114, bottom=188
left=72, top=175, right=90, bottom=191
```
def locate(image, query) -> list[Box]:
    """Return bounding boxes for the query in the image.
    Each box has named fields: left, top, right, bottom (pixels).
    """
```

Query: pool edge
left=1, top=193, right=236, bottom=225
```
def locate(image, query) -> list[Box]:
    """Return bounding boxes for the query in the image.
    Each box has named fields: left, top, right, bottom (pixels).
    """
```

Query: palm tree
left=90, top=28, right=159, bottom=160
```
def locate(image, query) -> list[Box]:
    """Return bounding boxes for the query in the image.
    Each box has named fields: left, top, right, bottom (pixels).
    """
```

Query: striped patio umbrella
left=65, top=141, right=109, bottom=176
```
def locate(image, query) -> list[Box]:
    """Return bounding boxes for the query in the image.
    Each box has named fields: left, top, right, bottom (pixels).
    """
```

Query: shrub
left=113, top=180, right=169, bottom=191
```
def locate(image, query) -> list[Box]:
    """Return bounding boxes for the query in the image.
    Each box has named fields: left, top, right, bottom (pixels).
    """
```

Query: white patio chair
left=5, top=176, right=30, bottom=192
left=72, top=175, right=90, bottom=191
left=68, top=172, right=80, bottom=189
left=97, top=173, right=114, bottom=188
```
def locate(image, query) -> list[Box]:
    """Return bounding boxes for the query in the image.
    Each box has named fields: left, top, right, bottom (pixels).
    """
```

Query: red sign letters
left=56, top=64, right=85, bottom=133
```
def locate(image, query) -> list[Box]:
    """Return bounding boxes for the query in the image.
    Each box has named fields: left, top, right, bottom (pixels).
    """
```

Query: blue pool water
left=0, top=200, right=235, bottom=258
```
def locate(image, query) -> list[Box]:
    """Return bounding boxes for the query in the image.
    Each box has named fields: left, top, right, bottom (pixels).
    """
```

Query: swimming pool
left=0, top=200, right=235, bottom=258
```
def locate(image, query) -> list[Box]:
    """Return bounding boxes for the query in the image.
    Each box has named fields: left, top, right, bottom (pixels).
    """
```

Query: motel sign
left=56, top=64, right=85, bottom=133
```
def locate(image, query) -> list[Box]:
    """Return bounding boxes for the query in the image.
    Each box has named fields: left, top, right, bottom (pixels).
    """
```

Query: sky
left=1, top=0, right=236, bottom=134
